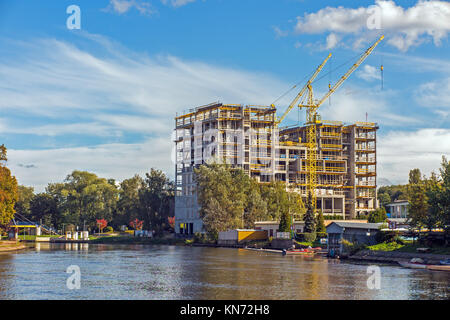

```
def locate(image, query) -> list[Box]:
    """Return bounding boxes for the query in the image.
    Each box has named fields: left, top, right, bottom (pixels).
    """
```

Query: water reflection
left=0, top=245, right=448, bottom=300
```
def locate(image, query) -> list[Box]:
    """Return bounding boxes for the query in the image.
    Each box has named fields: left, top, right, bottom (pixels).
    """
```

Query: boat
left=398, top=258, right=427, bottom=269
left=283, top=248, right=315, bottom=255
left=398, top=261, right=428, bottom=269
left=398, top=258, right=450, bottom=272
left=426, top=265, right=450, bottom=272
left=439, top=258, right=450, bottom=265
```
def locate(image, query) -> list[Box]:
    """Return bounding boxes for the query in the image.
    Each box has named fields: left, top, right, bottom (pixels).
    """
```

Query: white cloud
left=0, top=35, right=289, bottom=189
left=378, top=128, right=450, bottom=184
left=0, top=36, right=287, bottom=122
left=299, top=87, right=421, bottom=126
left=161, top=0, right=197, bottom=8
left=357, top=65, right=382, bottom=82
left=325, top=33, right=340, bottom=49
left=273, top=26, right=289, bottom=39
left=1, top=34, right=444, bottom=192
left=415, top=77, right=450, bottom=122
left=294, top=0, right=450, bottom=51
left=416, top=77, right=450, bottom=109
left=104, top=0, right=154, bottom=15
left=8, top=137, right=173, bottom=192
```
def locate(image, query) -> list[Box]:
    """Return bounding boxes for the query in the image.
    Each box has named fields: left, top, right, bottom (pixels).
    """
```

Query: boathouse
left=326, top=222, right=381, bottom=256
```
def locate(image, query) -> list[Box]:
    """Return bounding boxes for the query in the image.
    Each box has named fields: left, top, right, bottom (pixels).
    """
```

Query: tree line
left=0, top=143, right=175, bottom=235
left=373, top=156, right=449, bottom=232
left=407, top=156, right=450, bottom=233
left=14, top=169, right=174, bottom=234
left=194, top=162, right=326, bottom=239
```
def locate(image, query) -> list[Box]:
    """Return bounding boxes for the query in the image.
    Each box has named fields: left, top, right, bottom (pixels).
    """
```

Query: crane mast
left=298, top=35, right=384, bottom=213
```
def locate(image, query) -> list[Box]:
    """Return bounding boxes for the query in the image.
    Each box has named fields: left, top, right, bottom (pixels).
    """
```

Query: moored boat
left=426, top=265, right=450, bottom=272
left=398, top=261, right=427, bottom=269
left=283, top=249, right=315, bottom=255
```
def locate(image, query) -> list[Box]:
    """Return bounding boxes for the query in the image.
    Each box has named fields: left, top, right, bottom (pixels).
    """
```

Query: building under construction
left=174, top=102, right=378, bottom=235
left=174, top=35, right=384, bottom=235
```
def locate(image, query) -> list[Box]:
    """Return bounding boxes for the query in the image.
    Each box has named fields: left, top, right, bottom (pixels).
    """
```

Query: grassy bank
left=366, top=241, right=450, bottom=255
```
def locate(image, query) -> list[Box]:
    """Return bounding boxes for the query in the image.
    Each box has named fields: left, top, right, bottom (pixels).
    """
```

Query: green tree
left=195, top=163, right=247, bottom=236
left=139, top=168, right=174, bottom=234
left=407, top=169, right=428, bottom=230
left=30, top=193, right=59, bottom=228
left=377, top=191, right=391, bottom=209
left=424, top=172, right=443, bottom=231
left=278, top=210, right=291, bottom=233
left=51, top=171, right=119, bottom=230
left=303, top=192, right=316, bottom=234
left=260, top=181, right=292, bottom=221
left=243, top=180, right=267, bottom=228
left=367, top=207, right=387, bottom=223
left=15, top=185, right=35, bottom=218
left=378, top=185, right=408, bottom=202
left=115, top=175, right=145, bottom=228
left=0, top=145, right=18, bottom=228
left=438, top=156, right=450, bottom=232
left=316, top=209, right=326, bottom=234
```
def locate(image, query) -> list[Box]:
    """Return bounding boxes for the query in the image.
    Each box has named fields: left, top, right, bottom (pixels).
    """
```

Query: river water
left=0, top=243, right=448, bottom=300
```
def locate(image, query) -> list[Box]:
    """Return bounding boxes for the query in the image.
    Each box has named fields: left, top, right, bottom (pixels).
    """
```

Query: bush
left=368, top=207, right=387, bottom=223
left=104, top=226, right=114, bottom=233
left=342, top=239, right=367, bottom=255
left=376, top=230, right=402, bottom=244
left=303, top=232, right=317, bottom=242
left=316, top=232, right=327, bottom=239
left=193, top=232, right=216, bottom=244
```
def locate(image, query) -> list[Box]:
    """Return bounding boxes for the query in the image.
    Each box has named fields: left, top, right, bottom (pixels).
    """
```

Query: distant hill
left=377, top=177, right=393, bottom=187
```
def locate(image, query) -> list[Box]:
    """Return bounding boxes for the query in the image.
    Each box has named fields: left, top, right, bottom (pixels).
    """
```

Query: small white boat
left=398, top=261, right=427, bottom=269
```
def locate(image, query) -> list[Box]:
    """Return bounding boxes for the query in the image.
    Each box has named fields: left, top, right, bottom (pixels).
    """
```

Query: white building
left=386, top=200, right=409, bottom=219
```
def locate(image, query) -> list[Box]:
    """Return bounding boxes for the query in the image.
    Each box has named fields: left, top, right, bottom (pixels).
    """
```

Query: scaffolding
left=174, top=103, right=379, bottom=234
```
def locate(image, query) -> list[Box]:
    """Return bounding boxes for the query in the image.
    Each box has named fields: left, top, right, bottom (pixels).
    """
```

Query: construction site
left=174, top=36, right=383, bottom=235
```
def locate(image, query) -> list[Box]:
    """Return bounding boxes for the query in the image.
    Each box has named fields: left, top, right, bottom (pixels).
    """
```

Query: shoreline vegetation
left=2, top=235, right=449, bottom=267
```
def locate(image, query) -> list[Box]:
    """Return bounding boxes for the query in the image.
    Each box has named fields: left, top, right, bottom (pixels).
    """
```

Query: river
left=0, top=243, right=448, bottom=300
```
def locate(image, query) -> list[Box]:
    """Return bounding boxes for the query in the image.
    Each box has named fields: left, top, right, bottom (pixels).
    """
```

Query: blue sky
left=0, top=0, right=449, bottom=190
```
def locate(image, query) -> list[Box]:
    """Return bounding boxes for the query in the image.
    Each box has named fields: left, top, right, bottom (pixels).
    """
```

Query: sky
left=0, top=0, right=449, bottom=191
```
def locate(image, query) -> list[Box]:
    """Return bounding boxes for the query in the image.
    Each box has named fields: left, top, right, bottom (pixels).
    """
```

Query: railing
left=356, top=157, right=376, bottom=163
left=324, top=167, right=346, bottom=172
left=355, top=133, right=375, bottom=139
left=357, top=192, right=376, bottom=198
left=355, top=121, right=376, bottom=127
left=356, top=168, right=376, bottom=174
left=321, top=144, right=342, bottom=149
left=356, top=181, right=376, bottom=186
left=356, top=145, right=376, bottom=151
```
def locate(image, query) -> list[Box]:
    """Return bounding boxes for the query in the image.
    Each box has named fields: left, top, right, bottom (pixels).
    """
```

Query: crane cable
left=271, top=70, right=315, bottom=105
left=272, top=50, right=365, bottom=107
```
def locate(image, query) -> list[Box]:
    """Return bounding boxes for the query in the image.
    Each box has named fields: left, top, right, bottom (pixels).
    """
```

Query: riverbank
left=0, top=241, right=28, bottom=253
left=348, top=249, right=450, bottom=265
left=89, top=235, right=185, bottom=245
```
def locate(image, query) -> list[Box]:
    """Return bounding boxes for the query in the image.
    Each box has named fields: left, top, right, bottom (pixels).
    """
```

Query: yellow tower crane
left=299, top=35, right=384, bottom=212
left=274, top=52, right=332, bottom=126
left=272, top=35, right=384, bottom=212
